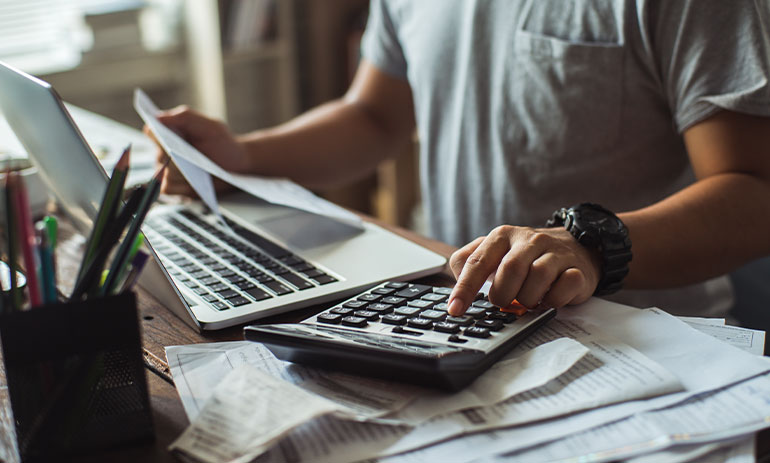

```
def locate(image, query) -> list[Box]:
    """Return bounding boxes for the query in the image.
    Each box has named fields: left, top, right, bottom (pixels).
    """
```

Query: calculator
left=244, top=282, right=557, bottom=391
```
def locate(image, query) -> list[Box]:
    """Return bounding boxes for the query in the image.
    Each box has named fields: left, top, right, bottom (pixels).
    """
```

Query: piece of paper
left=252, top=299, right=770, bottom=463
left=497, top=373, right=770, bottom=463
left=133, top=89, right=363, bottom=229
left=167, top=336, right=589, bottom=425
left=677, top=315, right=726, bottom=326
left=624, top=435, right=755, bottom=463
left=683, top=321, right=766, bottom=356
left=169, top=365, right=339, bottom=463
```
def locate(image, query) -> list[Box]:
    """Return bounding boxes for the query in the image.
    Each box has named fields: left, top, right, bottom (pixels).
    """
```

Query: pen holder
left=0, top=292, right=154, bottom=462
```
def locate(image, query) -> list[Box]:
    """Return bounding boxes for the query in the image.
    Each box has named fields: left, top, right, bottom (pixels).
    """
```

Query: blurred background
left=0, top=0, right=421, bottom=230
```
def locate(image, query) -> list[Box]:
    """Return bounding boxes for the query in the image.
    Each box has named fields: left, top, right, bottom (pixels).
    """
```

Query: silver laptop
left=0, top=61, right=447, bottom=331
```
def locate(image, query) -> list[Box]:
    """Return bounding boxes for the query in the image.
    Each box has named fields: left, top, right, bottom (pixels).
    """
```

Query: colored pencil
left=12, top=172, right=42, bottom=307
left=76, top=144, right=131, bottom=282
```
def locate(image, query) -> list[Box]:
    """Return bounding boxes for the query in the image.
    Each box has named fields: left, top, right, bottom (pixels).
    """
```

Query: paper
left=169, top=365, right=339, bottom=463
left=624, top=435, right=755, bottom=463
left=133, top=89, right=363, bottom=229
left=677, top=316, right=726, bottom=326
left=684, top=321, right=766, bottom=356
left=167, top=337, right=589, bottom=425
left=498, top=372, right=770, bottom=463
left=252, top=299, right=770, bottom=463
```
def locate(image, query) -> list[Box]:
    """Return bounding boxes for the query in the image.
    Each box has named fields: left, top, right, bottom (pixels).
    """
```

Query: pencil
left=76, top=144, right=131, bottom=282
left=36, top=222, right=57, bottom=304
left=12, top=172, right=42, bottom=307
left=119, top=251, right=149, bottom=293
left=101, top=163, right=165, bottom=296
left=70, top=185, right=146, bottom=301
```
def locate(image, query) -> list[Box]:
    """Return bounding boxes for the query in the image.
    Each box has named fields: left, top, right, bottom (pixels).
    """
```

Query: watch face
left=576, top=207, right=623, bottom=234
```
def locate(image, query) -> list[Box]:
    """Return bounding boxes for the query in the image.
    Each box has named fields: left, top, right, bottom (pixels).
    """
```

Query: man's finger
left=449, top=237, right=484, bottom=279
left=540, top=267, right=589, bottom=308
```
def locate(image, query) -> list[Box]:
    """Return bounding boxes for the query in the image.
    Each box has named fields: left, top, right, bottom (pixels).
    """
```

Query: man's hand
left=447, top=225, right=602, bottom=316
left=146, top=106, right=248, bottom=196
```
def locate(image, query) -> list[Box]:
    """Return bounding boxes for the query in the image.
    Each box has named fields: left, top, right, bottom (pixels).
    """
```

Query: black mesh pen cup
left=0, top=292, right=154, bottom=462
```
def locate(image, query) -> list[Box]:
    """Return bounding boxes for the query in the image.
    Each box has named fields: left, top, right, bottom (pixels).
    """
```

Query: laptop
left=0, top=61, right=447, bottom=331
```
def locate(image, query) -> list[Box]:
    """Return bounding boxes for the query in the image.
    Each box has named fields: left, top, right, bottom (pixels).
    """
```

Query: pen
left=43, top=215, right=58, bottom=290
left=101, top=163, right=166, bottom=296
left=76, top=145, right=130, bottom=283
left=12, top=171, right=42, bottom=307
left=119, top=251, right=149, bottom=293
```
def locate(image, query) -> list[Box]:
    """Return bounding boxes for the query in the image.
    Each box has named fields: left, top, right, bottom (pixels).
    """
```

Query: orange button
left=501, top=300, right=529, bottom=316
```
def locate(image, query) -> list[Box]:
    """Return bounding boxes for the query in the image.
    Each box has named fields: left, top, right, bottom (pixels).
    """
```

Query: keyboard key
left=208, top=283, right=229, bottom=292
left=264, top=281, right=293, bottom=295
left=407, top=318, right=433, bottom=330
left=212, top=301, right=229, bottom=310
left=227, top=296, right=251, bottom=307
left=312, top=275, right=337, bottom=285
left=280, top=255, right=304, bottom=266
left=341, top=316, right=367, bottom=328
left=475, top=319, right=504, bottom=331
left=381, top=314, right=407, bottom=325
left=433, top=321, right=461, bottom=334
left=218, top=289, right=239, bottom=299
left=281, top=273, right=314, bottom=290
left=291, top=263, right=315, bottom=273
left=236, top=281, right=256, bottom=290
left=317, top=313, right=342, bottom=324
left=202, top=294, right=219, bottom=303
left=245, top=287, right=272, bottom=301
left=301, top=269, right=324, bottom=278
left=464, top=326, right=492, bottom=338
left=395, top=284, right=432, bottom=299
left=200, top=276, right=220, bottom=286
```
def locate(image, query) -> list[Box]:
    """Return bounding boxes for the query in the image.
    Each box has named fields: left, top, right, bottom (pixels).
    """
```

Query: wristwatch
left=546, top=203, right=632, bottom=296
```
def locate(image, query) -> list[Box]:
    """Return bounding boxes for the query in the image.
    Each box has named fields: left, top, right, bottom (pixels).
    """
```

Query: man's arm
left=447, top=110, right=770, bottom=316
left=156, top=60, right=415, bottom=193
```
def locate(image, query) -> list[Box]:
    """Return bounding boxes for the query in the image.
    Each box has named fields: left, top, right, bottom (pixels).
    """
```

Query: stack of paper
left=165, top=298, right=770, bottom=463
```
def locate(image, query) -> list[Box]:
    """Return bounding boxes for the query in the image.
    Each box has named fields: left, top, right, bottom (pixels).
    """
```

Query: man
left=155, top=0, right=770, bottom=319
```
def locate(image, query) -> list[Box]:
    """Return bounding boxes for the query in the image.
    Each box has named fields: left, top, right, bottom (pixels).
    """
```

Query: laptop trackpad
left=256, top=211, right=362, bottom=250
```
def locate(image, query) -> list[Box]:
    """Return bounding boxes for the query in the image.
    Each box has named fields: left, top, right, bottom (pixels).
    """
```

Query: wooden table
left=1, top=216, right=767, bottom=462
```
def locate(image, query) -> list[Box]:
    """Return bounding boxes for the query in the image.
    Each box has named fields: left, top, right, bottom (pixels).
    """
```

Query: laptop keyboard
left=143, top=209, right=337, bottom=311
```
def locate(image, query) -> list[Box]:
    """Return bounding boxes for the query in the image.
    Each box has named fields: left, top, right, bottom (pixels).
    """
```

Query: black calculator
left=244, top=282, right=557, bottom=391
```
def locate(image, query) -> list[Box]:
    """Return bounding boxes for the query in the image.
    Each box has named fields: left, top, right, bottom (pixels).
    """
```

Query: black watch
left=546, top=203, right=632, bottom=296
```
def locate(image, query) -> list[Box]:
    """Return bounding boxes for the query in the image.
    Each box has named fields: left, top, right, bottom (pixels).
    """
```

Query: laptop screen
left=0, top=61, right=109, bottom=232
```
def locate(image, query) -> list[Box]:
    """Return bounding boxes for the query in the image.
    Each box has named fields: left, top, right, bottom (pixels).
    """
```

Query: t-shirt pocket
left=508, top=29, right=624, bottom=162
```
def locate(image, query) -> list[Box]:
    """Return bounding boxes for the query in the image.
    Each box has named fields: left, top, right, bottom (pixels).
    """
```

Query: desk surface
left=1, top=214, right=767, bottom=463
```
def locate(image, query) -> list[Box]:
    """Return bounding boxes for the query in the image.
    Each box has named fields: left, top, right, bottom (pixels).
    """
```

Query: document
left=683, top=321, right=765, bottom=356
left=169, top=365, right=339, bottom=463
left=253, top=299, right=770, bottom=463
left=497, top=372, right=770, bottom=463
left=167, top=337, right=589, bottom=424
left=133, top=89, right=363, bottom=229
left=624, top=435, right=755, bottom=463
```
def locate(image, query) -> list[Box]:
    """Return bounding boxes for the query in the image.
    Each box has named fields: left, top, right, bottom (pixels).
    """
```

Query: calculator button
left=381, top=296, right=406, bottom=305
left=432, top=287, right=452, bottom=295
left=488, top=311, right=517, bottom=323
left=385, top=281, right=409, bottom=289
left=464, top=326, right=492, bottom=338
left=358, top=293, right=381, bottom=302
left=502, top=301, right=530, bottom=316
left=476, top=319, right=504, bottom=331
left=343, top=300, right=368, bottom=309
left=420, top=310, right=446, bottom=321
left=366, top=303, right=394, bottom=314
left=407, top=299, right=434, bottom=309
left=317, top=313, right=342, bottom=324
left=422, top=293, right=447, bottom=303
left=394, top=306, right=422, bottom=317
left=391, top=326, right=423, bottom=336
left=341, top=316, right=368, bottom=328
left=447, top=334, right=468, bottom=343
left=432, top=302, right=449, bottom=312
left=472, top=300, right=497, bottom=310
left=395, top=284, right=432, bottom=299
left=353, top=310, right=380, bottom=321
left=406, top=318, right=433, bottom=330
left=465, top=307, right=487, bottom=319
left=433, top=321, right=461, bottom=334
left=446, top=315, right=474, bottom=326
left=373, top=287, right=396, bottom=296
left=381, top=314, right=408, bottom=325
left=331, top=307, right=354, bottom=316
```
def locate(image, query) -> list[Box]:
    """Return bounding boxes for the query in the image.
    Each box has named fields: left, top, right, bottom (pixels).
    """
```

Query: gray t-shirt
left=361, top=0, right=770, bottom=317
